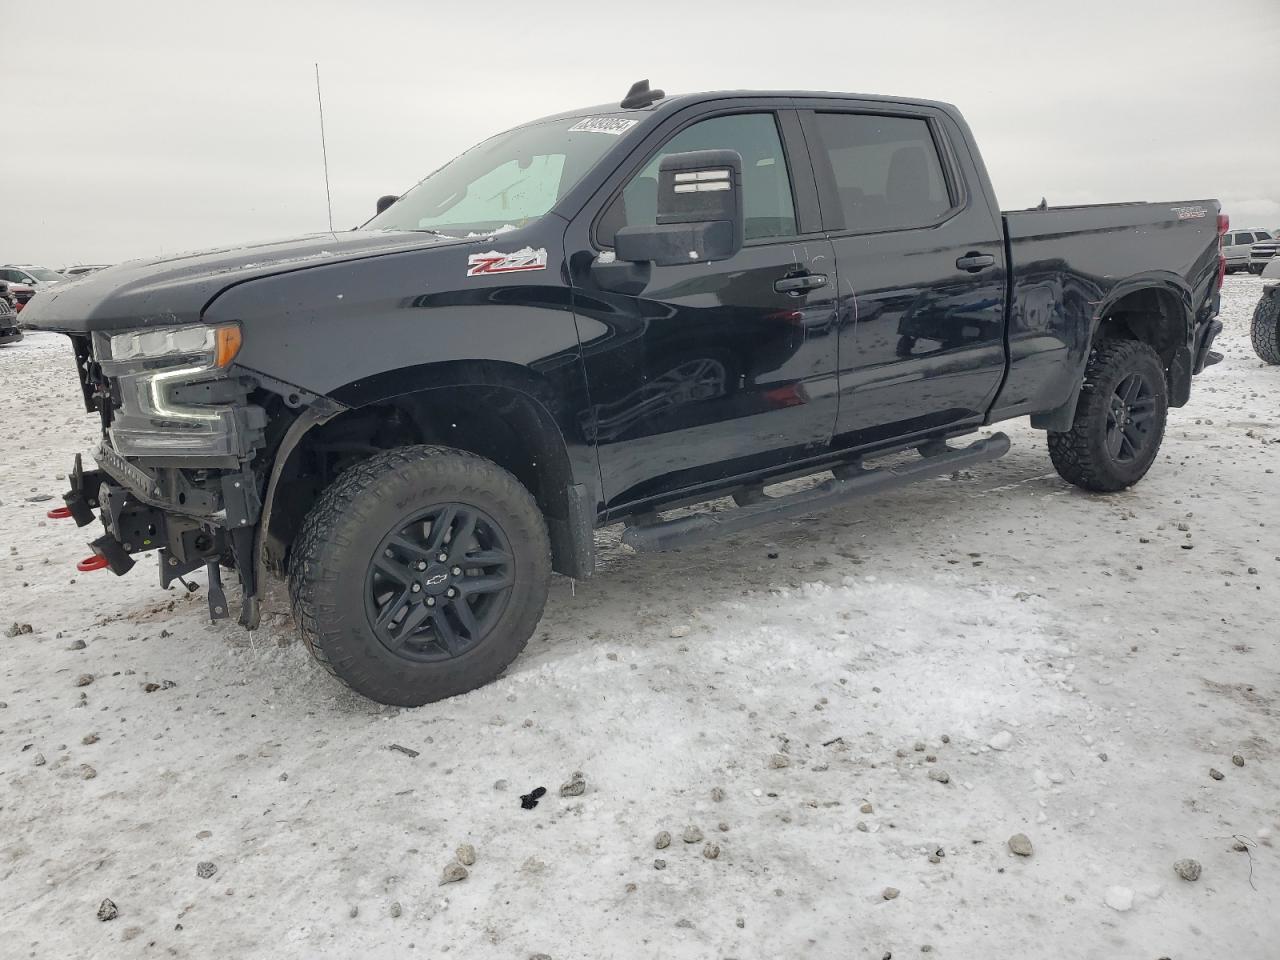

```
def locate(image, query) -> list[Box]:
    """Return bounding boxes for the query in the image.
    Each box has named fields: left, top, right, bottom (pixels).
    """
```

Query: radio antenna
left=314, top=62, right=335, bottom=233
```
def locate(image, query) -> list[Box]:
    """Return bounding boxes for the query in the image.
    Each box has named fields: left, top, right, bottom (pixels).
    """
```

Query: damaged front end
left=54, top=323, right=272, bottom=627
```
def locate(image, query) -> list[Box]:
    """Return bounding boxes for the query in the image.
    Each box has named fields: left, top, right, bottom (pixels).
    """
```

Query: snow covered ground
left=1, top=277, right=1276, bottom=959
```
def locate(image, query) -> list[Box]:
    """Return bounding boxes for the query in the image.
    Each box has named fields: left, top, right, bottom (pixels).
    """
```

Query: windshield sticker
left=568, top=117, right=638, bottom=136
left=467, top=247, right=548, bottom=277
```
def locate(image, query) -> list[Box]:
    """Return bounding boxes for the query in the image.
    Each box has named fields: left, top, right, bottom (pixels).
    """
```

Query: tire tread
left=1251, top=292, right=1280, bottom=365
left=1047, top=338, right=1168, bottom=493
left=287, top=445, right=550, bottom=704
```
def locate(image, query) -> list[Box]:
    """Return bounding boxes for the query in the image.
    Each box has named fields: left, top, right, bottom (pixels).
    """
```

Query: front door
left=802, top=107, right=1008, bottom=449
left=567, top=108, right=839, bottom=512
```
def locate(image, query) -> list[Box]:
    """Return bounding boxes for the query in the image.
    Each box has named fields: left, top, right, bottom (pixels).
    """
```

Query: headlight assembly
left=92, top=323, right=248, bottom=458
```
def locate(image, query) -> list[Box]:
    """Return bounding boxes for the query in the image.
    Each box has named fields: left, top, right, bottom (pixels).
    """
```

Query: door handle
left=774, top=273, right=828, bottom=294
left=956, top=253, right=995, bottom=272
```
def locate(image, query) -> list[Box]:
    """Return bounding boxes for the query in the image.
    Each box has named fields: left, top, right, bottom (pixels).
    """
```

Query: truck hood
left=20, top=230, right=471, bottom=334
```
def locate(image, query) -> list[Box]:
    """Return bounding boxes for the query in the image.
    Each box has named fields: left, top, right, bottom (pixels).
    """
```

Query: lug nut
left=451, top=566, right=462, bottom=576
left=417, top=560, right=427, bottom=570
left=437, top=553, right=448, bottom=562
left=426, top=597, right=436, bottom=607
left=445, top=587, right=457, bottom=598
left=410, top=583, right=422, bottom=593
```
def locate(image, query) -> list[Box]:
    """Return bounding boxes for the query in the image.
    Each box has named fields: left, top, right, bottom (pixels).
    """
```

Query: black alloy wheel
left=365, top=503, right=514, bottom=662
left=1104, top=372, right=1158, bottom=464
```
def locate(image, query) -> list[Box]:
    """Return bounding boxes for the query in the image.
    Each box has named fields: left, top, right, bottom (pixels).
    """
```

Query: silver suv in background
left=1249, top=231, right=1279, bottom=274
left=1222, top=229, right=1271, bottom=272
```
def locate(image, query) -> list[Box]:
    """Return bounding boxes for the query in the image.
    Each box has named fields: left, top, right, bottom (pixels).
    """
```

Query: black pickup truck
left=24, top=83, right=1226, bottom=706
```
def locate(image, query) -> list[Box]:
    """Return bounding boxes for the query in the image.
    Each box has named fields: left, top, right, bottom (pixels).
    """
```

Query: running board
left=622, top=432, right=1011, bottom=553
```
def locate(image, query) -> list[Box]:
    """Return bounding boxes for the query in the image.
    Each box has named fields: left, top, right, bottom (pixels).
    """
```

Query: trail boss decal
left=1171, top=205, right=1208, bottom=221
left=466, top=247, right=548, bottom=277
left=568, top=117, right=639, bottom=136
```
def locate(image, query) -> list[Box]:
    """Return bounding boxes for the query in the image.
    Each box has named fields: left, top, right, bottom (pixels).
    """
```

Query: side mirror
left=614, top=149, right=744, bottom=267
left=375, top=194, right=399, bottom=215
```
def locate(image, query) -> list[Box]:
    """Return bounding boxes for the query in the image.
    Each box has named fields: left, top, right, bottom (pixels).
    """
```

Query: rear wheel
left=1048, top=338, right=1168, bottom=492
left=288, top=445, right=551, bottom=706
left=1251, top=291, right=1280, bottom=365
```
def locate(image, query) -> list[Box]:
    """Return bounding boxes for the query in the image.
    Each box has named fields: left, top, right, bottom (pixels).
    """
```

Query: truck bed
left=991, top=199, right=1221, bottom=423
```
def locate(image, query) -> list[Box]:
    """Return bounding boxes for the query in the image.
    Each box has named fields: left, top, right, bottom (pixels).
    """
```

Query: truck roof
left=532, top=89, right=960, bottom=125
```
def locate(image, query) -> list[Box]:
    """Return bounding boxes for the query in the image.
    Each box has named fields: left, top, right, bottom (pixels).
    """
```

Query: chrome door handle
left=774, top=273, right=828, bottom=294
left=956, top=253, right=995, bottom=272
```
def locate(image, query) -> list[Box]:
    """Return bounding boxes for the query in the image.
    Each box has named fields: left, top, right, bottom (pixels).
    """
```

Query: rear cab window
left=813, top=113, right=953, bottom=232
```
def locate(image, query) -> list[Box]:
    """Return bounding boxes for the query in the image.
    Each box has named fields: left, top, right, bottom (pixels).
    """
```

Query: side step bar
left=622, top=432, right=1010, bottom=553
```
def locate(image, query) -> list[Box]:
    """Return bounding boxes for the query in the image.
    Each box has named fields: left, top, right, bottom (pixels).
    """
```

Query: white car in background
left=0, top=264, right=67, bottom=287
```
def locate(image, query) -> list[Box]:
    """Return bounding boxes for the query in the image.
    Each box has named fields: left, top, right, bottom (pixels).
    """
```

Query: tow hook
left=47, top=506, right=73, bottom=520
left=77, top=555, right=110, bottom=572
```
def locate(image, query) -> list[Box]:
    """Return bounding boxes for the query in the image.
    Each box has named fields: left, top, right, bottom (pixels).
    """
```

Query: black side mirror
left=614, top=150, right=744, bottom=267
left=375, top=194, right=399, bottom=215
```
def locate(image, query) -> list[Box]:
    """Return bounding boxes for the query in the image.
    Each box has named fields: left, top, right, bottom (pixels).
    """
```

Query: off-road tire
left=1048, top=338, right=1168, bottom=492
left=288, top=445, right=551, bottom=706
left=1251, top=291, right=1280, bottom=365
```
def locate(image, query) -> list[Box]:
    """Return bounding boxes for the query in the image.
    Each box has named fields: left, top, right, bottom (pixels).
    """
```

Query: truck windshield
left=363, top=115, right=637, bottom=236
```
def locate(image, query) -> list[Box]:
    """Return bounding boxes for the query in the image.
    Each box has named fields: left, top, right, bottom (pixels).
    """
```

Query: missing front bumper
left=58, top=450, right=261, bottom=626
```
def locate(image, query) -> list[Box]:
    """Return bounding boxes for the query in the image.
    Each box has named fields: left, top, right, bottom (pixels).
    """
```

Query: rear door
left=566, top=103, right=839, bottom=512
left=800, top=103, right=1007, bottom=450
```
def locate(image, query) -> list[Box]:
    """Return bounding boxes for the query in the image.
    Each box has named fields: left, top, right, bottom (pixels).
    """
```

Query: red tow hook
left=76, top=555, right=110, bottom=572
left=47, top=506, right=73, bottom=520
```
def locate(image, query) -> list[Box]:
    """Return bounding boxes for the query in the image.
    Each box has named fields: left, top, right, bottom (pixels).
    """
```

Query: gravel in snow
left=0, top=277, right=1276, bottom=957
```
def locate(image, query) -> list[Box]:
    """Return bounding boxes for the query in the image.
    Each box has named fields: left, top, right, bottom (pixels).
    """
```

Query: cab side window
left=815, top=113, right=953, bottom=233
left=600, top=113, right=797, bottom=244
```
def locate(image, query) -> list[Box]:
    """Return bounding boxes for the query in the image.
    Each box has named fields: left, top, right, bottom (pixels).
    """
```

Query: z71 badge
left=466, top=247, right=548, bottom=277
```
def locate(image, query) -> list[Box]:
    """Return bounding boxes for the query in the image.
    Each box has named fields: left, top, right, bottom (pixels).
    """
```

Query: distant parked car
left=59, top=264, right=111, bottom=278
left=0, top=265, right=67, bottom=287
left=1248, top=232, right=1279, bottom=274
left=1222, top=229, right=1272, bottom=273
left=0, top=280, right=21, bottom=345
left=7, top=281, right=35, bottom=312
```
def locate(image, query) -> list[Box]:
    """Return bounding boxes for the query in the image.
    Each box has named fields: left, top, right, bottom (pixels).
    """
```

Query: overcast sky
left=3, top=0, right=1277, bottom=267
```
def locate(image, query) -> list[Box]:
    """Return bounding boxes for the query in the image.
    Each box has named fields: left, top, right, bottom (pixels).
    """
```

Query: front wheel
left=1047, top=338, right=1169, bottom=492
left=288, top=446, right=551, bottom=706
left=1252, top=291, right=1280, bottom=364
